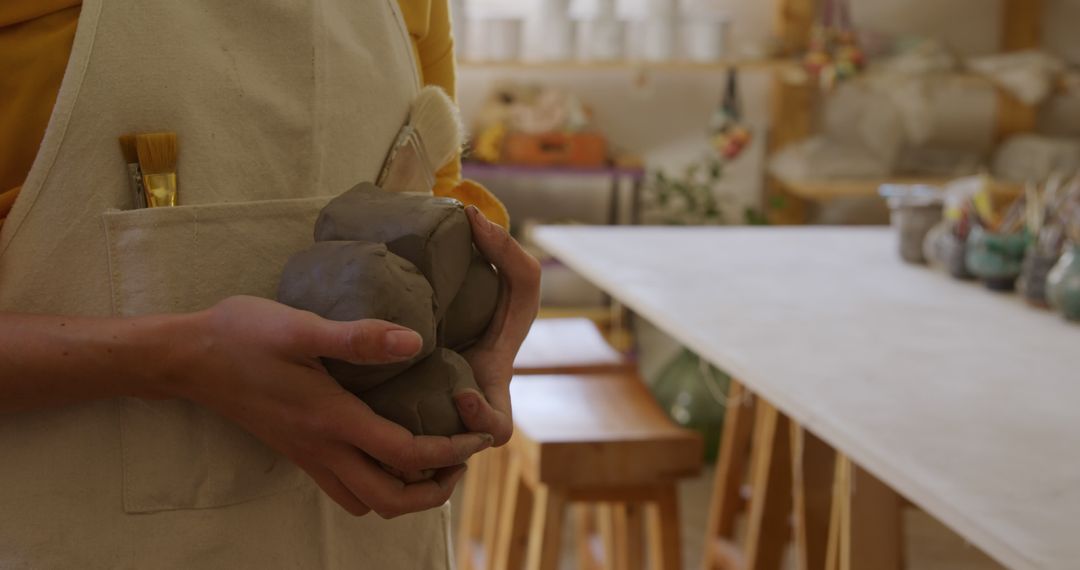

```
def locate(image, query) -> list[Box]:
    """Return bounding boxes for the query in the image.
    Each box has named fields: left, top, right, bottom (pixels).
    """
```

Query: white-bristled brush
left=377, top=86, right=465, bottom=194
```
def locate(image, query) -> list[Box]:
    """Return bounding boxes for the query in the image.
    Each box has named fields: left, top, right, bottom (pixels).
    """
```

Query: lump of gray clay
left=441, top=250, right=499, bottom=351
left=360, top=348, right=479, bottom=436
left=276, top=241, right=437, bottom=392
left=314, top=182, right=472, bottom=318
left=278, top=184, right=501, bottom=441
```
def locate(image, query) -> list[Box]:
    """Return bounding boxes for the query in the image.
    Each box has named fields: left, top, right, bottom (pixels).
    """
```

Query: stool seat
left=510, top=373, right=702, bottom=489
left=513, top=318, right=628, bottom=375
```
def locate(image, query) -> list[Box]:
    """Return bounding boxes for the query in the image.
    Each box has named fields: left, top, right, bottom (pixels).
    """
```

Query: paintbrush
left=377, top=86, right=464, bottom=194
left=118, top=134, right=146, bottom=209
left=136, top=132, right=179, bottom=207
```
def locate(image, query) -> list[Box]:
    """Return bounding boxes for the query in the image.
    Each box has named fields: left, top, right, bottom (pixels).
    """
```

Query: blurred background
left=450, top=1, right=1080, bottom=568
left=452, top=0, right=1079, bottom=375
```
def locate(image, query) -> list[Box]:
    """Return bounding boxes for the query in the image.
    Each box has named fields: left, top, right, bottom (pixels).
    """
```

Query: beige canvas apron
left=0, top=0, right=454, bottom=567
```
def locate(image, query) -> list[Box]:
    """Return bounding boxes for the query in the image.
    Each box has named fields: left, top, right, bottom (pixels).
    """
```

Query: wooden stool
left=457, top=318, right=630, bottom=570
left=493, top=373, right=703, bottom=570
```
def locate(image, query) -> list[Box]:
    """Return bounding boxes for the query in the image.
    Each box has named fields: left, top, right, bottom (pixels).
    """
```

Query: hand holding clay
left=180, top=295, right=492, bottom=518
left=278, top=183, right=501, bottom=438
left=452, top=205, right=542, bottom=446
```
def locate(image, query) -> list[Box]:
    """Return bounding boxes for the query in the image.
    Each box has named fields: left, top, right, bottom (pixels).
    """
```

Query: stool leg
left=481, top=446, right=509, bottom=570
left=494, top=454, right=534, bottom=570
left=791, top=423, right=835, bottom=570
left=456, top=451, right=488, bottom=570
left=576, top=505, right=603, bottom=570
left=742, top=401, right=793, bottom=570
left=612, top=503, right=645, bottom=570
left=645, top=486, right=682, bottom=570
left=526, top=484, right=568, bottom=570
left=597, top=504, right=618, bottom=570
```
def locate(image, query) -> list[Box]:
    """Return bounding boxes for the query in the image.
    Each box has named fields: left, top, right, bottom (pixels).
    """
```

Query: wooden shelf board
left=538, top=306, right=614, bottom=323
left=779, top=177, right=1023, bottom=201
left=458, top=58, right=799, bottom=73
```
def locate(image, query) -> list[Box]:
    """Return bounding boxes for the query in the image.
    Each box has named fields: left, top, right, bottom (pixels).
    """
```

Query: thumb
left=300, top=317, right=423, bottom=364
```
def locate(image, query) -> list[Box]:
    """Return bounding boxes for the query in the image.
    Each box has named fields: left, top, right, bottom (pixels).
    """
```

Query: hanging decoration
left=804, top=0, right=865, bottom=90
left=709, top=67, right=752, bottom=161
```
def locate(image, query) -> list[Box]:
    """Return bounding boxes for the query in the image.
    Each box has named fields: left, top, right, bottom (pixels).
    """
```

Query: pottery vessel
left=965, top=227, right=1029, bottom=291
left=651, top=348, right=728, bottom=462
left=1047, top=244, right=1080, bottom=322
left=924, top=222, right=973, bottom=279
left=1018, top=246, right=1060, bottom=308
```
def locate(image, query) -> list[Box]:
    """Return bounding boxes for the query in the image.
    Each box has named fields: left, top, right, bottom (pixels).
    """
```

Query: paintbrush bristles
left=136, top=132, right=178, bottom=175
left=118, top=134, right=139, bottom=164
left=409, top=86, right=464, bottom=171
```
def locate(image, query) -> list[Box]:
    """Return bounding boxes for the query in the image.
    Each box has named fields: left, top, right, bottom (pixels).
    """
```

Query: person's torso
left=0, top=1, right=452, bottom=567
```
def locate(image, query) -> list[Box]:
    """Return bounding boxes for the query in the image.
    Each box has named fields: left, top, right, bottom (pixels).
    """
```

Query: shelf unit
left=767, top=0, right=1047, bottom=222
left=458, top=58, right=801, bottom=73
left=458, top=0, right=1051, bottom=224
left=783, top=177, right=1023, bottom=201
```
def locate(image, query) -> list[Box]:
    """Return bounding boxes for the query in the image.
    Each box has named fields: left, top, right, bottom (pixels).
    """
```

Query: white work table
left=532, top=226, right=1080, bottom=570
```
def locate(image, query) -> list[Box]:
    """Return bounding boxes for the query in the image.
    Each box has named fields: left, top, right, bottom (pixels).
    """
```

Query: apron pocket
left=103, top=196, right=332, bottom=513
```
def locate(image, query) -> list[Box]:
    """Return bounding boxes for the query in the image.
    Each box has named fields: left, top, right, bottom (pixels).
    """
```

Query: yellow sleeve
left=0, top=186, right=19, bottom=231
left=399, top=0, right=458, bottom=193
left=399, top=0, right=510, bottom=229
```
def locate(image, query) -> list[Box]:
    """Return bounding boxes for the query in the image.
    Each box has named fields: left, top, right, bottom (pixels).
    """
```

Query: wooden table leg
left=743, top=401, right=793, bottom=570
left=494, top=454, right=534, bottom=570
left=826, top=454, right=904, bottom=570
left=526, top=483, right=568, bottom=570
left=791, top=423, right=836, bottom=570
left=646, top=485, right=683, bottom=570
left=704, top=380, right=756, bottom=549
left=824, top=455, right=846, bottom=570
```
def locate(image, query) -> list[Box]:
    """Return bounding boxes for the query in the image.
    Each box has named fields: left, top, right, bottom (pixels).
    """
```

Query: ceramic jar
left=881, top=184, right=943, bottom=264
left=891, top=201, right=943, bottom=264
left=573, top=0, right=623, bottom=61
left=1047, top=244, right=1080, bottom=322
left=965, top=227, right=1029, bottom=291
left=924, top=221, right=973, bottom=279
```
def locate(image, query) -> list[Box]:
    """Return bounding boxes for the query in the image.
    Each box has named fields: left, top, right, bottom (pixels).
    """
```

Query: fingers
left=296, top=314, right=422, bottom=364
left=333, top=406, right=492, bottom=472
left=455, top=388, right=513, bottom=446
left=466, top=206, right=541, bottom=293
left=465, top=206, right=541, bottom=349
left=331, top=448, right=467, bottom=519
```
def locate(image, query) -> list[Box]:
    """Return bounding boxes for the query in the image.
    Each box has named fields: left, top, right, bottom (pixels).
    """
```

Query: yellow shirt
left=0, top=1, right=507, bottom=230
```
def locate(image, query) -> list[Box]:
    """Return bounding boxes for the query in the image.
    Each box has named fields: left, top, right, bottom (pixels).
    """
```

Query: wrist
left=123, top=311, right=208, bottom=401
